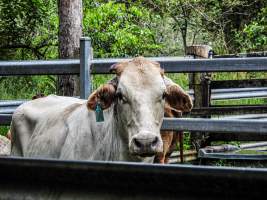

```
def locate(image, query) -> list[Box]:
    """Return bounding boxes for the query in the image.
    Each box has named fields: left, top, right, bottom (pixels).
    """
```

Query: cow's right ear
left=87, top=84, right=116, bottom=110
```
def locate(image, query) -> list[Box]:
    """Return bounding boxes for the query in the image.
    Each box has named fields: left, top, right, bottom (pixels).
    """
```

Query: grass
left=0, top=126, right=9, bottom=137
left=212, top=98, right=266, bottom=106
left=212, top=71, right=266, bottom=106
left=212, top=72, right=266, bottom=80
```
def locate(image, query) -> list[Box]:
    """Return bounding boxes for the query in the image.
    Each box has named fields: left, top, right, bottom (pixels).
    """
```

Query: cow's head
left=87, top=57, right=192, bottom=158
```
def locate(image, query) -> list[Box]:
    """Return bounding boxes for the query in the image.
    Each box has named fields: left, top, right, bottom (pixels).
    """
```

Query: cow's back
left=11, top=95, right=86, bottom=157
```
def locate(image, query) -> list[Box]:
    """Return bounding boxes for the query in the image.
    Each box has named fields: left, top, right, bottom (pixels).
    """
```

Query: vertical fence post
left=80, top=37, right=92, bottom=99
left=186, top=45, right=212, bottom=150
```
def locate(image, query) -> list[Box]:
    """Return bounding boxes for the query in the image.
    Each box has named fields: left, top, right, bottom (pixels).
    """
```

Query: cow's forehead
left=118, top=59, right=165, bottom=92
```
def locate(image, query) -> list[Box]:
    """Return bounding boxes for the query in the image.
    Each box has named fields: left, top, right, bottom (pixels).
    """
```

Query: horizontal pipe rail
left=0, top=60, right=79, bottom=75
left=191, top=105, right=267, bottom=116
left=220, top=114, right=267, bottom=120
left=0, top=157, right=267, bottom=199
left=211, top=79, right=267, bottom=89
left=92, top=57, right=267, bottom=73
left=212, top=90, right=267, bottom=100
left=0, top=114, right=11, bottom=125
left=188, top=87, right=267, bottom=94
left=161, top=118, right=267, bottom=133
left=188, top=87, right=267, bottom=100
left=1, top=57, right=267, bottom=76
left=1, top=114, right=267, bottom=134
left=211, top=87, right=267, bottom=93
left=0, top=100, right=27, bottom=106
left=198, top=150, right=267, bottom=160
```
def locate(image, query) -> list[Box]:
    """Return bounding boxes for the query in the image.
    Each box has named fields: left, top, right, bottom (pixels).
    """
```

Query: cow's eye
left=117, top=92, right=128, bottom=104
left=162, top=91, right=167, bottom=99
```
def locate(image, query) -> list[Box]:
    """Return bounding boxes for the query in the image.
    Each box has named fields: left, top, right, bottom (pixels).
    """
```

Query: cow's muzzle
left=129, top=132, right=163, bottom=157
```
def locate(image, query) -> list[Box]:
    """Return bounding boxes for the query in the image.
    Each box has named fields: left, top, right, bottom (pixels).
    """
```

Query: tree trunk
left=57, top=0, right=82, bottom=96
left=181, top=26, right=187, bottom=55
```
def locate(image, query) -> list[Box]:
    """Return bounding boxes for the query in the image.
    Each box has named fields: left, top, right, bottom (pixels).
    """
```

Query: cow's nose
left=130, top=133, right=163, bottom=156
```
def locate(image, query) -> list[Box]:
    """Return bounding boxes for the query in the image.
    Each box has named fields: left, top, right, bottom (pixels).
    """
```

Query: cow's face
left=87, top=57, right=192, bottom=158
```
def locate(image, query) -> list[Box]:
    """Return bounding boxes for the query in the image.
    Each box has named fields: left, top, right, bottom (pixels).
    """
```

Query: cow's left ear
left=87, top=84, right=116, bottom=110
left=164, top=77, right=193, bottom=113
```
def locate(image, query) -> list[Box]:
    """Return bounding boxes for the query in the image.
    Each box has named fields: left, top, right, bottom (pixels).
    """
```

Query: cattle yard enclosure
left=1, top=37, right=267, bottom=136
left=0, top=37, right=267, bottom=198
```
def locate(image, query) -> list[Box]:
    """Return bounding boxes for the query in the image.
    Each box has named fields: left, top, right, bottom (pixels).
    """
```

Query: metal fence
left=1, top=37, right=267, bottom=199
left=0, top=156, right=267, bottom=199
left=1, top=37, right=267, bottom=134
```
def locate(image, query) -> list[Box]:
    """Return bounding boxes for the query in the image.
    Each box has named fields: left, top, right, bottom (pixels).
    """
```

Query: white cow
left=10, top=57, right=192, bottom=162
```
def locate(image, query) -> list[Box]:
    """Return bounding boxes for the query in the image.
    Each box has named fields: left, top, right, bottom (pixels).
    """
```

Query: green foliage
left=166, top=73, right=189, bottom=90
left=0, top=126, right=9, bottom=137
left=0, top=76, right=56, bottom=99
left=198, top=0, right=266, bottom=53
left=0, top=0, right=58, bottom=60
left=235, top=8, right=267, bottom=52
left=83, top=1, right=161, bottom=57
left=0, top=0, right=57, bottom=102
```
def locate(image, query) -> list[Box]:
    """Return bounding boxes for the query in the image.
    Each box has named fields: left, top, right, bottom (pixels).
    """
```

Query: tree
left=126, top=0, right=204, bottom=54
left=0, top=0, right=58, bottom=60
left=83, top=1, right=160, bottom=58
left=199, top=0, right=266, bottom=53
left=235, top=7, right=267, bottom=52
left=57, top=0, right=82, bottom=96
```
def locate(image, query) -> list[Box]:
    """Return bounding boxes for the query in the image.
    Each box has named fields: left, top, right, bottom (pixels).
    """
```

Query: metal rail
left=191, top=105, right=267, bottom=116
left=0, top=114, right=11, bottom=125
left=92, top=57, right=267, bottom=73
left=0, top=156, right=267, bottom=199
left=161, top=118, right=267, bottom=133
left=212, top=90, right=267, bottom=100
left=1, top=114, right=267, bottom=135
left=1, top=57, right=267, bottom=76
left=187, top=87, right=267, bottom=100
left=0, top=59, right=80, bottom=75
left=198, top=150, right=267, bottom=160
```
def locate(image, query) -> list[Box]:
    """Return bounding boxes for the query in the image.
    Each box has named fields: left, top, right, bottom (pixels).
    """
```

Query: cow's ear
left=87, top=84, right=116, bottom=110
left=165, top=84, right=193, bottom=113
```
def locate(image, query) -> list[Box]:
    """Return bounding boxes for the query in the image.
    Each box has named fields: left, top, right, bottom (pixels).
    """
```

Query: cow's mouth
left=139, top=153, right=155, bottom=157
left=132, top=152, right=156, bottom=157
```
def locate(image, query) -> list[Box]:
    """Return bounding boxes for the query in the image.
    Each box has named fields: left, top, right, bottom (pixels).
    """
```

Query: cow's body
left=11, top=95, right=149, bottom=161
left=11, top=57, right=192, bottom=162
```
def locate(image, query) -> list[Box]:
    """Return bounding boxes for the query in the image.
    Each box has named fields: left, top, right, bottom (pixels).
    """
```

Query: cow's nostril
left=134, top=138, right=142, bottom=148
left=152, top=137, right=158, bottom=147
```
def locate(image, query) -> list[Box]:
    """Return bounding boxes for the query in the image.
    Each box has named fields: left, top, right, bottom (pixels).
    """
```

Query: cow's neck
left=90, top=105, right=153, bottom=162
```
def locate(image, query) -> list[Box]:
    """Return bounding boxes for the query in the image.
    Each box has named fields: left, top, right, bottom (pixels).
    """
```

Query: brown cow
left=154, top=104, right=183, bottom=164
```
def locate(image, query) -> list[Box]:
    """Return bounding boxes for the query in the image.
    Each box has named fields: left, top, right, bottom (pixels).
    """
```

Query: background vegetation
left=0, top=0, right=266, bottom=136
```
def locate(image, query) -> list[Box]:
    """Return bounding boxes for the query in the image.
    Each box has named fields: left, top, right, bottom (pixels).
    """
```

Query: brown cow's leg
left=155, top=131, right=173, bottom=164
left=156, top=153, right=165, bottom=164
